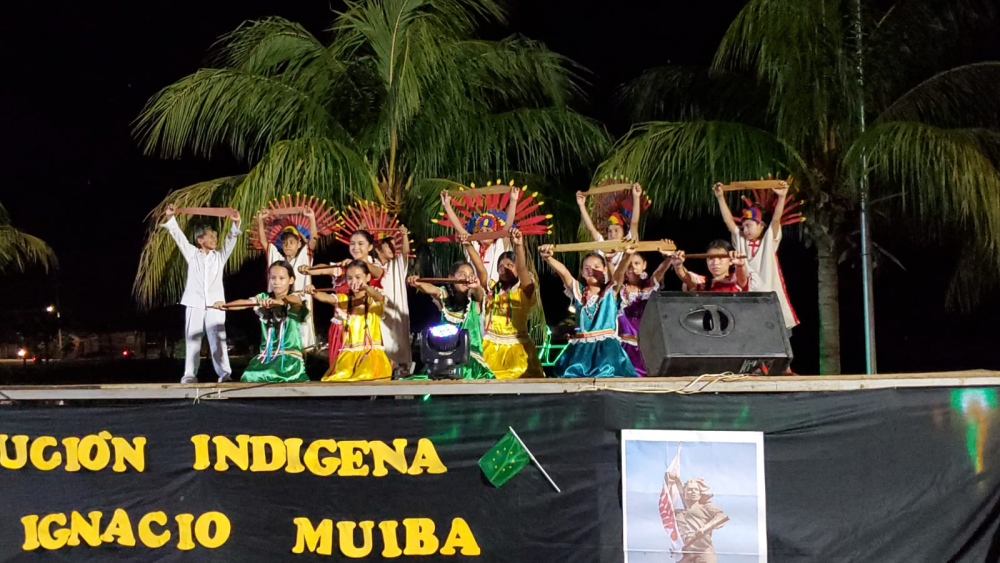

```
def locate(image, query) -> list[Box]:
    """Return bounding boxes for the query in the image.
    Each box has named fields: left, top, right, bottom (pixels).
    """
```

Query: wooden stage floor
left=0, top=370, right=997, bottom=400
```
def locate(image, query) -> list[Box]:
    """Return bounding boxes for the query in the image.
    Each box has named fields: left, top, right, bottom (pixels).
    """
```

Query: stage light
left=419, top=323, right=470, bottom=379
left=17, top=349, right=26, bottom=358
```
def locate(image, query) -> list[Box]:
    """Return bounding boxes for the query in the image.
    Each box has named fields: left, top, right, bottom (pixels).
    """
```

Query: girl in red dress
left=668, top=240, right=757, bottom=292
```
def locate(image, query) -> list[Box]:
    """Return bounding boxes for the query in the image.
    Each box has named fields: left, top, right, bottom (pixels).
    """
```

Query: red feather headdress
left=430, top=180, right=553, bottom=242
left=590, top=178, right=652, bottom=234
left=335, top=200, right=412, bottom=255
left=247, top=193, right=338, bottom=251
left=734, top=178, right=806, bottom=227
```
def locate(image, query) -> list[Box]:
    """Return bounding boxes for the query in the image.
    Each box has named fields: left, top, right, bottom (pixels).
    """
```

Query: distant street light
left=45, top=305, right=63, bottom=359
left=17, top=349, right=26, bottom=358
left=46, top=305, right=55, bottom=313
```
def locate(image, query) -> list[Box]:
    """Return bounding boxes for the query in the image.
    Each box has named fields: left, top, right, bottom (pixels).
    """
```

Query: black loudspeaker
left=638, top=292, right=792, bottom=375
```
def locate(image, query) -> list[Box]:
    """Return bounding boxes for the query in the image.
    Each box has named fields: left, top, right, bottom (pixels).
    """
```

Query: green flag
left=478, top=430, right=531, bottom=487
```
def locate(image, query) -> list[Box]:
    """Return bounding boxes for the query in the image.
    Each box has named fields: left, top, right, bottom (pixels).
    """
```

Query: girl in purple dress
left=616, top=241, right=674, bottom=376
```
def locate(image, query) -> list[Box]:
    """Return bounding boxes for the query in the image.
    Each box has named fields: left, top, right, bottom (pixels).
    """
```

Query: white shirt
left=594, top=234, right=624, bottom=270
left=733, top=228, right=798, bottom=328
left=469, top=238, right=511, bottom=284
left=379, top=253, right=412, bottom=366
left=161, top=217, right=241, bottom=308
left=267, top=244, right=312, bottom=292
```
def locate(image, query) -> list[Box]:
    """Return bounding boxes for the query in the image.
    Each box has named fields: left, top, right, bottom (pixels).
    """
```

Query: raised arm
left=539, top=244, right=576, bottom=291
left=159, top=205, right=196, bottom=262
left=576, top=191, right=602, bottom=241
left=440, top=191, right=469, bottom=236
left=301, top=207, right=318, bottom=251
left=629, top=183, right=643, bottom=238
left=256, top=210, right=270, bottom=252
left=731, top=251, right=750, bottom=289
left=712, top=183, right=740, bottom=236
left=769, top=182, right=789, bottom=241
left=670, top=252, right=700, bottom=288
left=398, top=225, right=410, bottom=264
left=651, top=240, right=675, bottom=284
left=461, top=233, right=490, bottom=289
left=219, top=209, right=242, bottom=261
left=505, top=185, right=520, bottom=228
left=612, top=246, right=635, bottom=290
left=510, top=228, right=534, bottom=299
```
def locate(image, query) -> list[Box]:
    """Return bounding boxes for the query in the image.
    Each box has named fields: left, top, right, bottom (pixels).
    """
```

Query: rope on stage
left=585, top=372, right=750, bottom=394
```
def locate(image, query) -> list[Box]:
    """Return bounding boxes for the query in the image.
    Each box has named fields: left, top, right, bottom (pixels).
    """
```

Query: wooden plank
left=721, top=180, right=785, bottom=192
left=580, top=183, right=632, bottom=197
left=552, top=240, right=676, bottom=253
left=267, top=206, right=308, bottom=216
left=175, top=207, right=237, bottom=217
left=446, top=185, right=514, bottom=197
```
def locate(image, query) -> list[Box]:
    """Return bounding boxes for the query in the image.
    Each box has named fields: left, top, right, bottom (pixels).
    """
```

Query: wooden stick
left=580, top=183, right=632, bottom=197
left=267, top=206, right=308, bottom=216
left=721, top=180, right=785, bottom=192
left=415, top=278, right=466, bottom=285
left=446, top=185, right=513, bottom=197
left=176, top=207, right=237, bottom=217
left=551, top=240, right=676, bottom=253
left=682, top=253, right=731, bottom=259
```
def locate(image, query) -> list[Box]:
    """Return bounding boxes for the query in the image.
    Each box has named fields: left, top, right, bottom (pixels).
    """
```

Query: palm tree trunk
left=816, top=233, right=841, bottom=375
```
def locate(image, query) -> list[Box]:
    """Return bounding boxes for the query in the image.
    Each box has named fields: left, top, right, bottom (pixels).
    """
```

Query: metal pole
left=854, top=0, right=877, bottom=373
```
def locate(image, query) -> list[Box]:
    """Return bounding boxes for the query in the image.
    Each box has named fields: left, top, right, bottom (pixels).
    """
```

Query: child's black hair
left=269, top=260, right=297, bottom=281
left=193, top=224, right=216, bottom=245
left=444, top=261, right=474, bottom=312
left=705, top=239, right=734, bottom=253
left=279, top=230, right=305, bottom=257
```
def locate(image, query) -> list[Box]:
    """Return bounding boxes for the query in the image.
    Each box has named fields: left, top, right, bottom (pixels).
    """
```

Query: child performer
left=160, top=204, right=240, bottom=384
left=617, top=242, right=675, bottom=376
left=482, top=228, right=544, bottom=379
left=576, top=183, right=645, bottom=270
left=299, top=229, right=384, bottom=366
left=374, top=227, right=412, bottom=376
left=256, top=207, right=318, bottom=350
left=440, top=186, right=519, bottom=284
left=669, top=241, right=757, bottom=292
left=213, top=261, right=309, bottom=383
left=312, top=261, right=392, bottom=381
left=713, top=181, right=798, bottom=329
left=539, top=245, right=637, bottom=378
left=407, top=235, right=494, bottom=379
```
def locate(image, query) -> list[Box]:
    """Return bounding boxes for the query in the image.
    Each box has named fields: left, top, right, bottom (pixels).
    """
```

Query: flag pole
left=508, top=426, right=561, bottom=493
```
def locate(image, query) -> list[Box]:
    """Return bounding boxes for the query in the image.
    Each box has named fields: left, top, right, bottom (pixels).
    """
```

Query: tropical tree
left=0, top=201, right=56, bottom=274
left=133, top=0, right=608, bottom=308
left=599, top=0, right=1000, bottom=374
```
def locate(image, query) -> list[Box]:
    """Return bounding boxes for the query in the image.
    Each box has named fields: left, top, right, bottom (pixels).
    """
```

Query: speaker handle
left=703, top=305, right=723, bottom=336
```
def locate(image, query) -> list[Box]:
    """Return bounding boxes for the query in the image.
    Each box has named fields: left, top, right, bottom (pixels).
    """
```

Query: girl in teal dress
left=407, top=236, right=494, bottom=379
left=214, top=261, right=309, bottom=383
left=539, top=245, right=637, bottom=378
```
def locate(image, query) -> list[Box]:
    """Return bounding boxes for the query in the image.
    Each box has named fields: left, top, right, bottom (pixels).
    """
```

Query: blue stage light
left=420, top=323, right=471, bottom=379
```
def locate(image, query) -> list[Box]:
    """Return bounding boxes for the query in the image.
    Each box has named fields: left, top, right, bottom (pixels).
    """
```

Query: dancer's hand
left=440, top=190, right=451, bottom=207
left=576, top=191, right=587, bottom=208
left=212, top=301, right=225, bottom=310
left=164, top=204, right=176, bottom=219
left=668, top=250, right=685, bottom=267
left=658, top=239, right=675, bottom=256
left=712, top=183, right=725, bottom=199
left=399, top=225, right=408, bottom=236
left=298, top=265, right=310, bottom=275
left=466, top=275, right=481, bottom=290
left=509, top=184, right=521, bottom=202
left=509, top=228, right=524, bottom=246
left=458, top=232, right=471, bottom=245
left=631, top=183, right=642, bottom=198
left=773, top=181, right=789, bottom=198
left=303, top=207, right=314, bottom=217
left=539, top=244, right=555, bottom=259
left=406, top=275, right=419, bottom=287
left=258, top=209, right=271, bottom=220
left=229, top=209, right=241, bottom=224
left=284, top=294, right=302, bottom=306
left=730, top=250, right=747, bottom=267
left=303, top=284, right=315, bottom=294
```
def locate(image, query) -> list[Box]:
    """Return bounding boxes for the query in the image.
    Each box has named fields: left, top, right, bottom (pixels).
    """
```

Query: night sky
left=1, top=0, right=998, bottom=374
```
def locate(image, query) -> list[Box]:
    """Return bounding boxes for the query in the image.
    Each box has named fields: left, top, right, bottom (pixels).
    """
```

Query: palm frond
left=713, top=0, right=857, bottom=154
left=844, top=122, right=1000, bottom=251
left=598, top=121, right=810, bottom=217
left=876, top=62, right=1000, bottom=130
left=133, top=176, right=244, bottom=310
left=0, top=226, right=57, bottom=274
left=134, top=68, right=353, bottom=162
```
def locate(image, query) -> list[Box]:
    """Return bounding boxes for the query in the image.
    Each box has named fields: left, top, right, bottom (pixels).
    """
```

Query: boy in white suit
left=161, top=204, right=241, bottom=383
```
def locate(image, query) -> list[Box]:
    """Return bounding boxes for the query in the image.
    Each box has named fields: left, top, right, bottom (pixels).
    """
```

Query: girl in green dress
left=407, top=236, right=494, bottom=379
left=214, top=261, right=310, bottom=383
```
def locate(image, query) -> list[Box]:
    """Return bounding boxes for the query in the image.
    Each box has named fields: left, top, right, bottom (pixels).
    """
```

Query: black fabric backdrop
left=0, top=388, right=998, bottom=562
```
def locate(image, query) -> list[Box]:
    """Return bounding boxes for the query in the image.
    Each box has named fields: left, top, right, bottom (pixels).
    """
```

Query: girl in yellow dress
left=483, top=228, right=545, bottom=379
left=311, top=260, right=393, bottom=381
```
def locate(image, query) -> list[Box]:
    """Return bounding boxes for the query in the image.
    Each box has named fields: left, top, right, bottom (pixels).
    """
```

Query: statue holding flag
left=663, top=469, right=729, bottom=563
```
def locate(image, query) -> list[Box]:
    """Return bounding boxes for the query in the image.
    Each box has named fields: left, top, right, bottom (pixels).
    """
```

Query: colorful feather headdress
left=248, top=193, right=338, bottom=251
left=734, top=177, right=806, bottom=227
left=430, top=180, right=553, bottom=242
left=335, top=200, right=413, bottom=255
left=590, top=178, right=651, bottom=234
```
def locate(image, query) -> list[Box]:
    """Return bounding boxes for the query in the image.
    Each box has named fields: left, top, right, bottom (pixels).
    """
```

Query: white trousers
left=184, top=306, right=232, bottom=378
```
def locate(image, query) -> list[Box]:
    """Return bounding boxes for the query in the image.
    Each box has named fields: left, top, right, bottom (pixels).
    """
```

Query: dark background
left=1, top=0, right=997, bottom=375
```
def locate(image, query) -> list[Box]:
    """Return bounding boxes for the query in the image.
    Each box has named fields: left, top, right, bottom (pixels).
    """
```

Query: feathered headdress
left=734, top=177, right=806, bottom=227
left=430, top=179, right=553, bottom=242
left=248, top=193, right=338, bottom=251
left=590, top=178, right=652, bottom=234
left=335, top=200, right=413, bottom=255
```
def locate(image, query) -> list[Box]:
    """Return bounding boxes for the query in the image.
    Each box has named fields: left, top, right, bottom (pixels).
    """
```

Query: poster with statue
left=622, top=430, right=767, bottom=563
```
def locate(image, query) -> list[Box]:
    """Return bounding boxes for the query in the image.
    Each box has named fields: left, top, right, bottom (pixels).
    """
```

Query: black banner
left=1, top=388, right=998, bottom=561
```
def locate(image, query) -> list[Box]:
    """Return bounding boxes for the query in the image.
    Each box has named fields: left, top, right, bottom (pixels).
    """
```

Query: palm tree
left=133, top=0, right=608, bottom=308
left=599, top=0, right=1000, bottom=374
left=0, top=201, right=56, bottom=274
